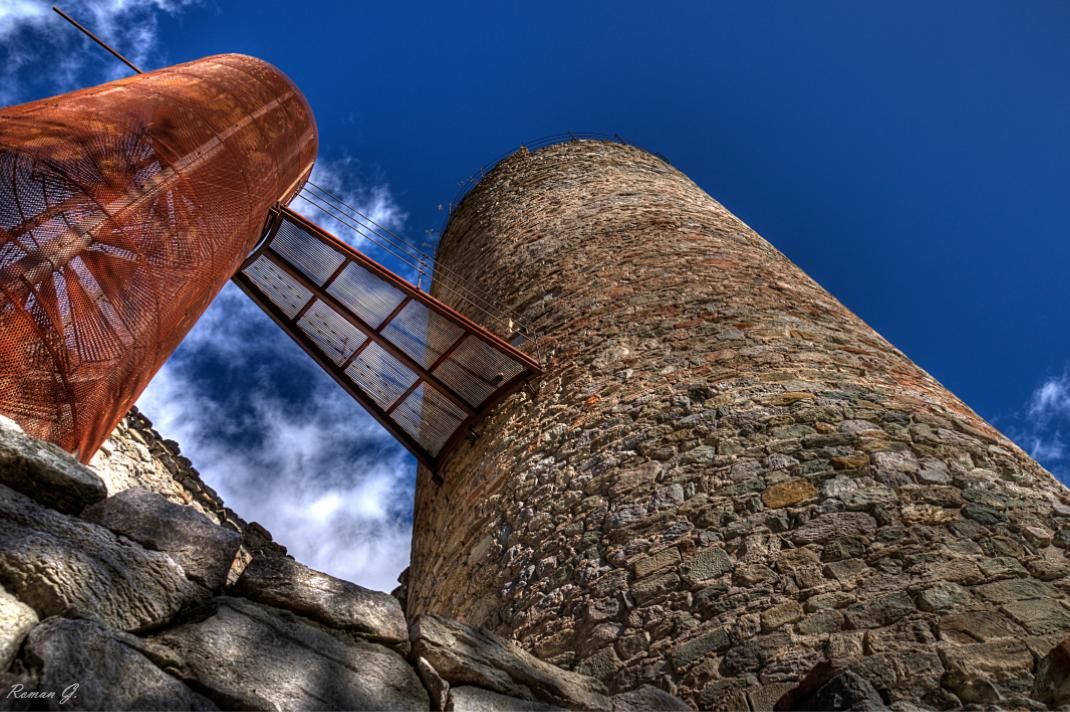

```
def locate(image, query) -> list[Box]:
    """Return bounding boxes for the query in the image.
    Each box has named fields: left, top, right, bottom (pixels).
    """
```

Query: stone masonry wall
left=407, top=140, right=1070, bottom=709
left=1, top=413, right=684, bottom=711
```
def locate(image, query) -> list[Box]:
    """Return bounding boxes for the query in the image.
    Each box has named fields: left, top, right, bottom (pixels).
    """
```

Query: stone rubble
left=0, top=411, right=688, bottom=711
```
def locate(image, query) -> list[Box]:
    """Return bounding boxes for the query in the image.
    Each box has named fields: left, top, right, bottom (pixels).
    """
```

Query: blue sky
left=3, top=1, right=1069, bottom=590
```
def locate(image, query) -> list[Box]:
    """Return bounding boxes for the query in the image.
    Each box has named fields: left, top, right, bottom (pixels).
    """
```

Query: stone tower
left=408, top=140, right=1070, bottom=708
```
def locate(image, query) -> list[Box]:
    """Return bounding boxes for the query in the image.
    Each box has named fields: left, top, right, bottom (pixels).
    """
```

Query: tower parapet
left=408, top=140, right=1070, bottom=708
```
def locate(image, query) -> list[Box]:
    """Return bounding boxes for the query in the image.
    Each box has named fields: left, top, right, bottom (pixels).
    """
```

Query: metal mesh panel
left=382, top=300, right=465, bottom=369
left=393, top=383, right=467, bottom=458
left=345, top=342, right=417, bottom=411
left=326, top=261, right=406, bottom=328
left=272, top=218, right=345, bottom=285
left=433, top=334, right=526, bottom=408
left=245, top=256, right=312, bottom=318
left=233, top=209, right=542, bottom=470
left=298, top=300, right=366, bottom=365
left=0, top=54, right=317, bottom=459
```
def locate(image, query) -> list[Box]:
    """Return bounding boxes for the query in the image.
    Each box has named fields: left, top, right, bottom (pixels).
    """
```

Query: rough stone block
left=446, top=686, right=564, bottom=711
left=82, top=488, right=240, bottom=591
left=610, top=685, right=690, bottom=712
left=234, top=554, right=408, bottom=645
left=630, top=547, right=680, bottom=578
left=0, top=424, right=106, bottom=514
left=669, top=627, right=731, bottom=671
left=23, top=617, right=216, bottom=710
left=760, top=479, right=816, bottom=509
left=792, top=512, right=877, bottom=545
left=843, top=592, right=916, bottom=629
left=154, top=597, right=427, bottom=710
left=1034, top=637, right=1070, bottom=705
left=0, top=585, right=37, bottom=670
left=760, top=601, right=803, bottom=632
left=0, top=483, right=200, bottom=631
left=679, top=546, right=733, bottom=585
left=411, top=614, right=610, bottom=710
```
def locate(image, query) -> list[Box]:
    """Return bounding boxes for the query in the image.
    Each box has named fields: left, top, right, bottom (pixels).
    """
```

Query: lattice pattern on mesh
left=393, top=383, right=467, bottom=457
left=298, top=300, right=366, bottom=365
left=245, top=256, right=311, bottom=318
left=272, top=218, right=344, bottom=285
left=382, top=300, right=464, bottom=369
left=345, top=342, right=417, bottom=411
left=0, top=54, right=317, bottom=459
left=434, top=334, right=526, bottom=408
left=327, top=261, right=406, bottom=328
left=233, top=210, right=541, bottom=469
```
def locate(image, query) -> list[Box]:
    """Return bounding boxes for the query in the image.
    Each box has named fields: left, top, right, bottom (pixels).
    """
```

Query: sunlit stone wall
left=408, top=140, right=1070, bottom=709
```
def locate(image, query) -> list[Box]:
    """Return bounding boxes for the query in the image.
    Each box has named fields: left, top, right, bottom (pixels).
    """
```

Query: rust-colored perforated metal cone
left=0, top=54, right=317, bottom=460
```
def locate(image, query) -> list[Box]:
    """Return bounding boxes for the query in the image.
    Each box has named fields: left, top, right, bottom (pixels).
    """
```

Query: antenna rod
left=51, top=6, right=143, bottom=74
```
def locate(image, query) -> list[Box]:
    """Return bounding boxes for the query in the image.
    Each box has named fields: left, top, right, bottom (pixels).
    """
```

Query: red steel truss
left=0, top=54, right=317, bottom=460
left=233, top=207, right=543, bottom=474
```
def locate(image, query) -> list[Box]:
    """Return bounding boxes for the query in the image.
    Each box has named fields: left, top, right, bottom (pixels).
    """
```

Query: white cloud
left=1029, top=375, right=1070, bottom=421
left=138, top=160, right=416, bottom=593
left=1009, top=369, right=1070, bottom=480
left=0, top=0, right=199, bottom=105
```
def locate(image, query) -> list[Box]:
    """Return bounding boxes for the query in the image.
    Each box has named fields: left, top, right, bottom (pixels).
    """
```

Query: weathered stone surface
left=1002, top=598, right=1070, bottom=634
left=82, top=488, right=240, bottom=591
left=793, top=512, right=878, bottom=545
left=0, top=585, right=37, bottom=670
left=915, top=582, right=972, bottom=613
left=680, top=546, right=731, bottom=586
left=761, top=601, right=804, bottom=632
left=398, top=140, right=1070, bottom=707
left=761, top=479, right=816, bottom=509
left=411, top=614, right=610, bottom=710
left=1034, top=637, right=1070, bottom=705
left=631, top=548, right=680, bottom=578
left=417, top=655, right=450, bottom=711
left=805, top=670, right=885, bottom=710
left=776, top=663, right=886, bottom=711
left=0, top=483, right=201, bottom=631
left=446, top=686, right=564, bottom=711
left=610, top=685, right=690, bottom=711
left=843, top=592, right=916, bottom=629
left=0, top=421, right=106, bottom=514
left=670, top=628, right=732, bottom=671
left=22, top=617, right=215, bottom=710
left=154, top=597, right=427, bottom=711
left=233, top=554, right=408, bottom=645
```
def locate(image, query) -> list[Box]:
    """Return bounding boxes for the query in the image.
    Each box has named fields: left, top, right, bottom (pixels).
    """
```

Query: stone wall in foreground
left=0, top=414, right=683, bottom=711
left=407, top=140, right=1070, bottom=709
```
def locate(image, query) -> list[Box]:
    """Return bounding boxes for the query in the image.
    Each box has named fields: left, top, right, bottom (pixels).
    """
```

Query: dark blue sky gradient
left=12, top=1, right=1070, bottom=474
left=165, top=1, right=1070, bottom=427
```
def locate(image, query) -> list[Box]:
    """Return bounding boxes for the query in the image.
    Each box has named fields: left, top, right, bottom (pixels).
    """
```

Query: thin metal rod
left=52, top=6, right=143, bottom=75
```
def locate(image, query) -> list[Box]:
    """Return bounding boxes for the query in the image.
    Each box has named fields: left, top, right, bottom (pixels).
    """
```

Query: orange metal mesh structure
left=0, top=54, right=317, bottom=460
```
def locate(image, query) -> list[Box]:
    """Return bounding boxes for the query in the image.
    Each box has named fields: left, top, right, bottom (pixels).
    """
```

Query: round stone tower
left=408, top=140, right=1070, bottom=709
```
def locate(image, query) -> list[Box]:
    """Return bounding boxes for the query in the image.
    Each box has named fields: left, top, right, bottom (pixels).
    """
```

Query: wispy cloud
left=137, top=160, right=415, bottom=593
left=1007, top=368, right=1070, bottom=480
left=0, top=0, right=199, bottom=106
